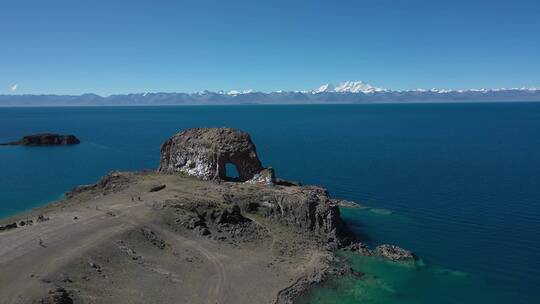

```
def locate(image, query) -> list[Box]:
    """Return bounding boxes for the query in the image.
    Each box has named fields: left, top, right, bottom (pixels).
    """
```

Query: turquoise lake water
left=0, top=103, right=539, bottom=303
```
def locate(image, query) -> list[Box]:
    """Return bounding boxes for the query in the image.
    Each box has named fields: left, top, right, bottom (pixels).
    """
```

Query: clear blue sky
left=1, top=0, right=539, bottom=95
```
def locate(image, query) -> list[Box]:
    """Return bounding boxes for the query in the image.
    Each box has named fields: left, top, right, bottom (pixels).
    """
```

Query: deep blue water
left=1, top=103, right=539, bottom=303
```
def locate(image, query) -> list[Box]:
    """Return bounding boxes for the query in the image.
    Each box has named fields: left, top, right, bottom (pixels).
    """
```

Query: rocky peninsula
left=0, top=133, right=80, bottom=146
left=0, top=128, right=411, bottom=304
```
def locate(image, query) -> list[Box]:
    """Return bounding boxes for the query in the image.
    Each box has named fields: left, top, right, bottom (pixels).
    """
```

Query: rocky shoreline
left=0, top=128, right=413, bottom=304
left=0, top=133, right=80, bottom=146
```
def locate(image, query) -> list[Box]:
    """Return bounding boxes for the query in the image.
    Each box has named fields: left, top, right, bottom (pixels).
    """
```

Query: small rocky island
left=0, top=128, right=412, bottom=304
left=0, top=133, right=80, bottom=146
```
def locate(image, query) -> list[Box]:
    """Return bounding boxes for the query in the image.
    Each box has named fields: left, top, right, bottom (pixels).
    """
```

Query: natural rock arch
left=158, top=128, right=266, bottom=182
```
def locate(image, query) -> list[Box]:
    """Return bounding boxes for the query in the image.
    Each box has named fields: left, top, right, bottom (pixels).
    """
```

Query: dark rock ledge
left=345, top=242, right=415, bottom=262
left=0, top=133, right=80, bottom=146
left=0, top=214, right=49, bottom=232
left=275, top=259, right=359, bottom=304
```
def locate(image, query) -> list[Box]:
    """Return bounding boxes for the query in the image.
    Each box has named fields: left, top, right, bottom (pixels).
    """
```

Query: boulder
left=375, top=244, right=415, bottom=261
left=216, top=205, right=248, bottom=225
left=39, top=287, right=73, bottom=304
left=0, top=222, right=18, bottom=232
left=195, top=226, right=211, bottom=236
left=185, top=216, right=207, bottom=229
left=149, top=184, right=166, bottom=192
left=246, top=167, right=276, bottom=185
left=331, top=199, right=361, bottom=208
left=37, top=215, right=50, bottom=222
left=274, top=178, right=301, bottom=187
left=141, top=228, right=166, bottom=249
left=346, top=242, right=375, bottom=256
left=158, top=128, right=265, bottom=181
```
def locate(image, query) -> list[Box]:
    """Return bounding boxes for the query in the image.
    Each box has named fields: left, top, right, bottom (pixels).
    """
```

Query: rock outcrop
left=331, top=199, right=362, bottom=208
left=246, top=167, right=276, bottom=185
left=0, top=222, right=17, bottom=232
left=346, top=242, right=415, bottom=262
left=65, top=171, right=131, bottom=198
left=156, top=127, right=354, bottom=246
left=375, top=244, right=415, bottom=261
left=229, top=184, right=354, bottom=247
left=0, top=133, right=80, bottom=146
left=38, top=287, right=74, bottom=304
left=158, top=128, right=267, bottom=182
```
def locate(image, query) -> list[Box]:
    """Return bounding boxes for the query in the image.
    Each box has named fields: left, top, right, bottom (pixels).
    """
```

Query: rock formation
left=230, top=185, right=354, bottom=247
left=245, top=167, right=276, bottom=185
left=0, top=133, right=80, bottom=146
left=375, top=244, right=415, bottom=261
left=346, top=242, right=415, bottom=262
left=155, top=127, right=355, bottom=246
left=159, top=128, right=268, bottom=182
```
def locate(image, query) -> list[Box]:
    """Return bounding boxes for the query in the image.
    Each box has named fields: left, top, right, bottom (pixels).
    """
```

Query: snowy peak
left=193, top=81, right=539, bottom=96
left=334, top=81, right=385, bottom=93
left=216, top=89, right=255, bottom=96
left=312, top=81, right=386, bottom=94
left=312, top=83, right=336, bottom=93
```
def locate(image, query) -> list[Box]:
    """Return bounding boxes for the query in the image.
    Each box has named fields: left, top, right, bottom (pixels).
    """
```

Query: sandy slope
left=0, top=173, right=330, bottom=304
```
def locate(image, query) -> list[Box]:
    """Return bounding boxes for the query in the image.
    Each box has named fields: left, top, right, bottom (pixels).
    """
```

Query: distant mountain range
left=1, top=81, right=539, bottom=106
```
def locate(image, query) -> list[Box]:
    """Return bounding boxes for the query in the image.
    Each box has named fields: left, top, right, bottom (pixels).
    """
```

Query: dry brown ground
left=0, top=173, right=330, bottom=304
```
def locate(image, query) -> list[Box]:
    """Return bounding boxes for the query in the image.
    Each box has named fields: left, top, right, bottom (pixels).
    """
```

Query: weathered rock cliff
left=227, top=184, right=353, bottom=247
left=156, top=127, right=353, bottom=246
left=158, top=128, right=265, bottom=181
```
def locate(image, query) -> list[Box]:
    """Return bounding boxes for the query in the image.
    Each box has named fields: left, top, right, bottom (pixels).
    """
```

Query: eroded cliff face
left=155, top=127, right=353, bottom=245
left=228, top=184, right=354, bottom=247
left=65, top=171, right=354, bottom=247
left=158, top=128, right=264, bottom=181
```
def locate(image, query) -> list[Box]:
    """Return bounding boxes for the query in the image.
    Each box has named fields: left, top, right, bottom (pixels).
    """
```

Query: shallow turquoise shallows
left=1, top=103, right=539, bottom=303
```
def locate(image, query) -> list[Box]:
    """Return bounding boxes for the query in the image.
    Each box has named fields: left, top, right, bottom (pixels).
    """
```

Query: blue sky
left=1, top=0, right=539, bottom=95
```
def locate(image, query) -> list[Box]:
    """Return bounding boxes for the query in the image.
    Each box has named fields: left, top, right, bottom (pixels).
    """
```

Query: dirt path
left=148, top=224, right=227, bottom=304
left=94, top=197, right=229, bottom=304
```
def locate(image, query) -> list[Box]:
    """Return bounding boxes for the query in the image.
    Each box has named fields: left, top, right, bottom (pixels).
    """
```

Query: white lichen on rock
left=159, top=128, right=266, bottom=181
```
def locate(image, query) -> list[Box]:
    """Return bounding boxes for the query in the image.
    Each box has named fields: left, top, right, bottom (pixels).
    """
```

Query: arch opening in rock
left=159, top=128, right=272, bottom=183
left=224, top=163, right=240, bottom=181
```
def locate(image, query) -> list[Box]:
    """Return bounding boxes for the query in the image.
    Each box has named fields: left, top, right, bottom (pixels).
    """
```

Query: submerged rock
left=346, top=242, right=415, bottom=262
left=346, top=242, right=375, bottom=256
left=375, top=244, right=415, bottom=261
left=331, top=199, right=362, bottom=208
left=1, top=133, right=80, bottom=146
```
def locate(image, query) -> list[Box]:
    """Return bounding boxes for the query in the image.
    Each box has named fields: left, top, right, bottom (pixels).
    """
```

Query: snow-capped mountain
left=312, top=81, right=386, bottom=94
left=2, top=81, right=539, bottom=106
left=216, top=89, right=255, bottom=96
